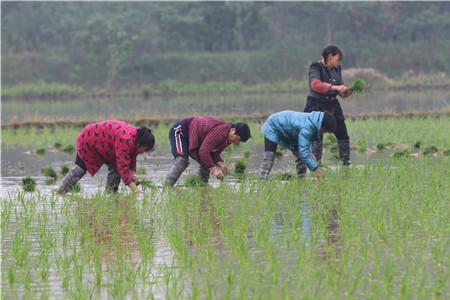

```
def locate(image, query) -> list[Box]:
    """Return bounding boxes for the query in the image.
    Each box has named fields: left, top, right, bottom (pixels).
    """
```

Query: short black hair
left=136, top=127, right=155, bottom=151
left=322, top=112, right=337, bottom=134
left=322, top=45, right=343, bottom=63
left=231, top=122, right=251, bottom=142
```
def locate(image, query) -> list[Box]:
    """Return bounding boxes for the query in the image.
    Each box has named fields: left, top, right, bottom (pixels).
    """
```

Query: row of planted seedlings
left=1, top=186, right=180, bottom=299
left=161, top=156, right=449, bottom=298
left=3, top=156, right=449, bottom=298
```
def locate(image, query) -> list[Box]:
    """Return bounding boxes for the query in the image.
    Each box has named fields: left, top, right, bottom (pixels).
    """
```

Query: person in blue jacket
left=259, top=111, right=337, bottom=179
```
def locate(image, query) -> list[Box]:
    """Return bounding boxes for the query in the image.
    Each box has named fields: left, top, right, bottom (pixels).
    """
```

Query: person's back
left=188, top=116, right=231, bottom=156
left=259, top=110, right=336, bottom=180
left=263, top=111, right=323, bottom=150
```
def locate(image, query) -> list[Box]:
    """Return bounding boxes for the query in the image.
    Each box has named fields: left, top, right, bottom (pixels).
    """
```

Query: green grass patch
left=2, top=82, right=84, bottom=99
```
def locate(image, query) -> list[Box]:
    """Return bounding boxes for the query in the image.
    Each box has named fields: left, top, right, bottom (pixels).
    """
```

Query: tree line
left=2, top=2, right=450, bottom=87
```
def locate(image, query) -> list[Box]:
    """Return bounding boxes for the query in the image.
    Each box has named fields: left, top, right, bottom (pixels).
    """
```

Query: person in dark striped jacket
left=165, top=116, right=251, bottom=186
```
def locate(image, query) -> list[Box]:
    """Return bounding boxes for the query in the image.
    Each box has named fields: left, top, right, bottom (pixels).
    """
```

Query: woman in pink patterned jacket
left=58, top=120, right=155, bottom=194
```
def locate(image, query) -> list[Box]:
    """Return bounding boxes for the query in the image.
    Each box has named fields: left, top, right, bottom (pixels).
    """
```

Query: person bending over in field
left=259, top=111, right=337, bottom=179
left=58, top=120, right=155, bottom=194
left=165, top=116, right=251, bottom=186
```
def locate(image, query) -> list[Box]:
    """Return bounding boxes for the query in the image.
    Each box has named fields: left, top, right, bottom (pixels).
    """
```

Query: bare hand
left=332, top=85, right=348, bottom=94
left=313, top=168, right=324, bottom=179
left=127, top=181, right=138, bottom=192
left=217, top=161, right=228, bottom=175
left=342, top=88, right=353, bottom=98
left=211, top=166, right=225, bottom=180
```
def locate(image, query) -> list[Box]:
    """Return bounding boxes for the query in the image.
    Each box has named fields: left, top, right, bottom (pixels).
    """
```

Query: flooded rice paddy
left=1, top=92, right=450, bottom=299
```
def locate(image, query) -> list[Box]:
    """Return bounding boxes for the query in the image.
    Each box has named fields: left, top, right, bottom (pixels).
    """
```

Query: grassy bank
left=2, top=71, right=449, bottom=100
left=1, top=83, right=84, bottom=99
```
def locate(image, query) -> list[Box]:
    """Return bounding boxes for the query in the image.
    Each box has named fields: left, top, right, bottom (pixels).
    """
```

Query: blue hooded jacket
left=262, top=111, right=324, bottom=171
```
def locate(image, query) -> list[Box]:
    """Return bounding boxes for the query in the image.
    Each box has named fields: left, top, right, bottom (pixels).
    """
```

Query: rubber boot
left=165, top=157, right=189, bottom=187
left=58, top=165, right=86, bottom=194
left=295, top=158, right=307, bottom=177
left=338, top=139, right=351, bottom=166
left=311, top=139, right=323, bottom=162
left=105, top=163, right=121, bottom=193
left=291, top=150, right=307, bottom=177
left=198, top=165, right=210, bottom=183
left=259, top=151, right=276, bottom=179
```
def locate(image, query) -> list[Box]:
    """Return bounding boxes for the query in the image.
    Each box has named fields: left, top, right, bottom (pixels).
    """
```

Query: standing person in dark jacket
left=165, top=116, right=251, bottom=187
left=299, top=45, right=353, bottom=175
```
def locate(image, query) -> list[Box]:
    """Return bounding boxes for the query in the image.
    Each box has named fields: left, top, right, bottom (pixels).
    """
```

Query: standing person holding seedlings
left=165, top=116, right=251, bottom=186
left=259, top=110, right=337, bottom=179
left=300, top=45, right=353, bottom=173
left=58, top=120, right=155, bottom=194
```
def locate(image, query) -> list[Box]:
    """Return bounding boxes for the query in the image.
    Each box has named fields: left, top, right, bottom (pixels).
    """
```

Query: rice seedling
left=21, top=176, right=37, bottom=192
left=274, top=172, right=294, bottom=181
left=234, top=159, right=247, bottom=176
left=36, top=148, right=46, bottom=155
left=137, top=179, right=155, bottom=191
left=62, top=145, right=75, bottom=154
left=392, top=149, right=410, bottom=159
left=184, top=175, right=206, bottom=187
left=422, top=145, right=438, bottom=155
left=443, top=148, right=450, bottom=156
left=41, top=166, right=58, bottom=179
left=329, top=143, right=339, bottom=156
left=349, top=79, right=367, bottom=93
left=376, top=142, right=393, bottom=151
left=355, top=140, right=368, bottom=153
left=54, top=142, right=63, bottom=149
left=323, top=133, right=337, bottom=148
left=69, top=182, right=81, bottom=193
left=60, top=165, right=70, bottom=176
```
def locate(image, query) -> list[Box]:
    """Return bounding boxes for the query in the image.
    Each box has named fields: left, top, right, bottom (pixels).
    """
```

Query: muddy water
left=1, top=144, right=386, bottom=197
left=2, top=88, right=448, bottom=298
left=1, top=149, right=317, bottom=299
left=0, top=141, right=405, bottom=299
left=2, top=89, right=449, bottom=124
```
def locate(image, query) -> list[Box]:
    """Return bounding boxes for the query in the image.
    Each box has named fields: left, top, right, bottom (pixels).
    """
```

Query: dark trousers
left=75, top=155, right=87, bottom=171
left=321, top=120, right=349, bottom=141
left=264, top=138, right=278, bottom=152
left=304, top=96, right=349, bottom=140
left=304, top=96, right=350, bottom=164
left=75, top=154, right=120, bottom=192
left=264, top=138, right=307, bottom=175
left=169, top=121, right=190, bottom=159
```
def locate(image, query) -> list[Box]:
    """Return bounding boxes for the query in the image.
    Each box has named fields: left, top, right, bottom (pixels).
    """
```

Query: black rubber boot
left=295, top=158, right=307, bottom=177
left=338, top=139, right=351, bottom=165
left=58, top=165, right=86, bottom=195
left=165, top=157, right=190, bottom=187
left=259, top=151, right=276, bottom=179
left=198, top=166, right=210, bottom=183
left=311, top=139, right=323, bottom=162
left=291, top=150, right=307, bottom=177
